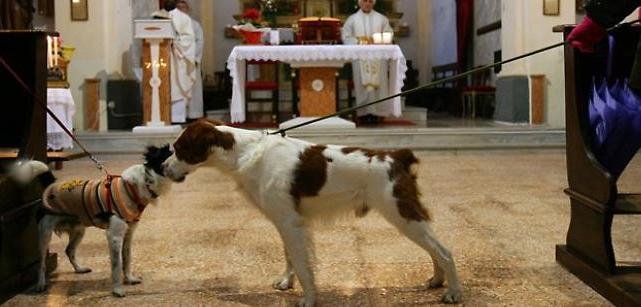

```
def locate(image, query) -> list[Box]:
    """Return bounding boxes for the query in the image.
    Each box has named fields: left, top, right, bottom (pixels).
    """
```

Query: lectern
left=133, top=19, right=181, bottom=133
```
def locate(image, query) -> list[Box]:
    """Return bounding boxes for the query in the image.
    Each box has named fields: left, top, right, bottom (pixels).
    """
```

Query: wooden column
left=530, top=74, right=545, bottom=124
left=299, top=67, right=337, bottom=116
left=84, top=78, right=100, bottom=131
left=141, top=39, right=171, bottom=124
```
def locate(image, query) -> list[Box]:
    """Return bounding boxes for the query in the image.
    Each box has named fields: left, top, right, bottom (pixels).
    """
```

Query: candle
left=53, top=37, right=58, bottom=67
left=46, top=36, right=53, bottom=68
left=382, top=32, right=393, bottom=44
left=372, top=32, right=383, bottom=44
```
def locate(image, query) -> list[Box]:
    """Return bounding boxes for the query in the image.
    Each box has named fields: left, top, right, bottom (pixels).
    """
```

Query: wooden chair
left=423, top=63, right=460, bottom=115
left=0, top=30, right=57, bottom=303
left=460, top=67, right=495, bottom=119
left=555, top=24, right=641, bottom=306
left=245, top=60, right=280, bottom=123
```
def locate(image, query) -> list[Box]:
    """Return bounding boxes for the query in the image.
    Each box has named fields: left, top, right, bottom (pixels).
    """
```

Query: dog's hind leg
left=378, top=207, right=462, bottom=304
left=66, top=224, right=91, bottom=273
left=107, top=216, right=128, bottom=297
left=122, top=223, right=142, bottom=285
left=35, top=216, right=55, bottom=292
left=273, top=218, right=316, bottom=307
left=272, top=241, right=295, bottom=291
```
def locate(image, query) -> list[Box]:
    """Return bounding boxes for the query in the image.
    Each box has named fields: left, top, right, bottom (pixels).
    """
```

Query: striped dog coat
left=43, top=176, right=147, bottom=229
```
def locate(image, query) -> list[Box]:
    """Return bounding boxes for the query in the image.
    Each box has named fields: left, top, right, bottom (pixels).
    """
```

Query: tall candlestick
left=53, top=37, right=59, bottom=67
left=46, top=36, right=53, bottom=68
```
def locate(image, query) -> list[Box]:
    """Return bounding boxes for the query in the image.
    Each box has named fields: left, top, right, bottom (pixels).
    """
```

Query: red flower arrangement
left=242, top=8, right=261, bottom=23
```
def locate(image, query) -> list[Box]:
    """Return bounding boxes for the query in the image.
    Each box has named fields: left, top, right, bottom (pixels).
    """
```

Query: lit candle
left=382, top=32, right=393, bottom=44
left=53, top=37, right=58, bottom=66
left=46, top=36, right=53, bottom=68
left=372, top=32, right=383, bottom=44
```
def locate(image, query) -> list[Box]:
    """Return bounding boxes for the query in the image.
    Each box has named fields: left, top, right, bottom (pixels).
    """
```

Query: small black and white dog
left=13, top=145, right=173, bottom=297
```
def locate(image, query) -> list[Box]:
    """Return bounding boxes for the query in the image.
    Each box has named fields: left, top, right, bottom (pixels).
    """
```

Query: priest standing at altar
left=177, top=0, right=204, bottom=121
left=156, top=0, right=197, bottom=123
left=341, top=0, right=393, bottom=124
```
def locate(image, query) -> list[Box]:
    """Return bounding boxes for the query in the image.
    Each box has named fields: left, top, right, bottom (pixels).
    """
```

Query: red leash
left=0, top=56, right=112, bottom=177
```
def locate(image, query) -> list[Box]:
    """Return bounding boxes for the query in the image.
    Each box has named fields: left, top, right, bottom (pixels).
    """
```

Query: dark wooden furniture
left=297, top=17, right=341, bottom=45
left=460, top=67, right=495, bottom=119
left=555, top=24, right=641, bottom=306
left=245, top=60, right=281, bottom=123
left=0, top=30, right=57, bottom=303
left=423, top=63, right=461, bottom=115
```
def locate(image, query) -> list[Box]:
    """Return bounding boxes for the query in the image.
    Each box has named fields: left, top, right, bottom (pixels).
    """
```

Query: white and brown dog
left=16, top=145, right=173, bottom=297
left=162, top=119, right=462, bottom=306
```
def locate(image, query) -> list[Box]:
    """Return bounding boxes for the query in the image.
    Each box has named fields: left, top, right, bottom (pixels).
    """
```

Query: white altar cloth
left=47, top=88, right=75, bottom=150
left=226, top=44, right=407, bottom=123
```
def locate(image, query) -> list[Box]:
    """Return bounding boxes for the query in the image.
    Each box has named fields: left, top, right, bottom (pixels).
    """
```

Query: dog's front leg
left=107, top=216, right=128, bottom=297
left=122, top=222, right=142, bottom=285
left=272, top=246, right=295, bottom=291
left=274, top=219, right=316, bottom=307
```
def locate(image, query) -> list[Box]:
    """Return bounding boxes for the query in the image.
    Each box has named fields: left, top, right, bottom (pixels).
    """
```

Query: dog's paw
left=112, top=288, right=126, bottom=297
left=124, top=275, right=142, bottom=285
left=441, top=288, right=462, bottom=304
left=74, top=267, right=92, bottom=274
left=427, top=275, right=444, bottom=289
left=272, top=276, right=294, bottom=291
left=296, top=297, right=315, bottom=307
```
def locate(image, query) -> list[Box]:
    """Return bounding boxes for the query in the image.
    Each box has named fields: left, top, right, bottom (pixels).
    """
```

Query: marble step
left=75, top=126, right=565, bottom=155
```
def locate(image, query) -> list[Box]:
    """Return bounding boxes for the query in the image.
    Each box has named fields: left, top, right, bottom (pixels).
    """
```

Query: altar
left=46, top=88, right=75, bottom=150
left=226, top=44, right=407, bottom=126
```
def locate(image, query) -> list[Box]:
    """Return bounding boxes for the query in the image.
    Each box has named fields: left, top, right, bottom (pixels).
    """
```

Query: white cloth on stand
left=342, top=9, right=394, bottom=117
left=188, top=19, right=204, bottom=119
left=226, top=45, right=407, bottom=123
left=46, top=88, right=75, bottom=150
left=168, top=8, right=197, bottom=123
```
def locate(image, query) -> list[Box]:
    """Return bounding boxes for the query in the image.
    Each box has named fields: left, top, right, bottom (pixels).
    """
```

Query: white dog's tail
left=9, top=160, right=57, bottom=189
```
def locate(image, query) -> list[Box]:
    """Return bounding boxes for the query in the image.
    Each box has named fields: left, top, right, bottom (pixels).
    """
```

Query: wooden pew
left=0, top=30, right=57, bottom=303
left=554, top=25, right=641, bottom=306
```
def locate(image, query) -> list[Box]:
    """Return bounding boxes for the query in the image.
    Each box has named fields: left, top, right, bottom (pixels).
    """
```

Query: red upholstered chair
left=245, top=60, right=280, bottom=123
left=460, top=68, right=496, bottom=118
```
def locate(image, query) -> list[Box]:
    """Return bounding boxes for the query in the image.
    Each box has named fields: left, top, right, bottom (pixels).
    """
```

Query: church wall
left=431, top=0, right=457, bottom=67
left=393, top=0, right=417, bottom=69
left=473, top=0, right=500, bottom=80
left=500, top=0, right=575, bottom=127
left=56, top=0, right=141, bottom=132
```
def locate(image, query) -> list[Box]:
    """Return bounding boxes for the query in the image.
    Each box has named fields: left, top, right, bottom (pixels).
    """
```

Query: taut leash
left=269, top=19, right=640, bottom=137
left=0, top=56, right=111, bottom=177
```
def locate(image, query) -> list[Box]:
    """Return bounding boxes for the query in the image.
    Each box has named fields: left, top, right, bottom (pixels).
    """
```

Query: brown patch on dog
left=341, top=147, right=387, bottom=162
left=389, top=149, right=431, bottom=222
left=290, top=145, right=328, bottom=209
left=173, top=120, right=235, bottom=164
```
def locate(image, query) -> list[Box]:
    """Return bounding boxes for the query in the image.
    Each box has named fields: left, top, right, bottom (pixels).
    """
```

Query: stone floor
left=7, top=149, right=641, bottom=306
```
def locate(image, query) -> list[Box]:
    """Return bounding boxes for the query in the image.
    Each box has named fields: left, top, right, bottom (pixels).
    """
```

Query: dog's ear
left=144, top=144, right=172, bottom=174
left=173, top=122, right=235, bottom=164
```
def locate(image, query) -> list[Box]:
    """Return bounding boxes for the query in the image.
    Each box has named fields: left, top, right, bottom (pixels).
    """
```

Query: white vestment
left=341, top=10, right=394, bottom=117
left=188, top=19, right=204, bottom=119
left=168, top=9, right=196, bottom=123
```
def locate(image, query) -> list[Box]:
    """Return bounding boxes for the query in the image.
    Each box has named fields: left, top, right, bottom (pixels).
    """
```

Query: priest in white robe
left=177, top=0, right=204, bottom=120
left=158, top=0, right=197, bottom=123
left=341, top=0, right=394, bottom=123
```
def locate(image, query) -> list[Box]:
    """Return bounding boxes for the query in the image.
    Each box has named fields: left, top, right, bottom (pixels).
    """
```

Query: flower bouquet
left=233, top=7, right=271, bottom=44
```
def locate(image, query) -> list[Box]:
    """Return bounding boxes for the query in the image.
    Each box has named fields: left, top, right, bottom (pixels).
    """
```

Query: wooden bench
left=0, top=150, right=86, bottom=170
left=0, top=30, right=57, bottom=303
left=555, top=24, right=641, bottom=306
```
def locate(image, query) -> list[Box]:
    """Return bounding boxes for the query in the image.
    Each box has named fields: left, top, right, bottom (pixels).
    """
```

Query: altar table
left=227, top=45, right=407, bottom=123
left=46, top=88, right=75, bottom=150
